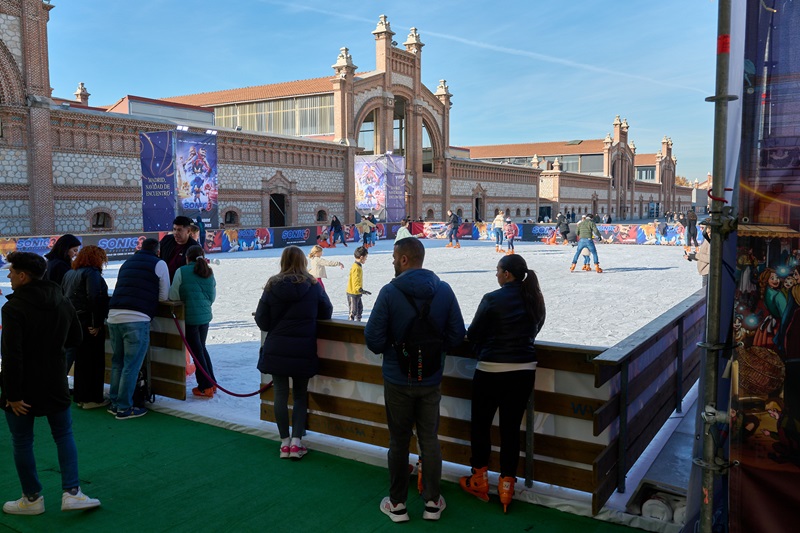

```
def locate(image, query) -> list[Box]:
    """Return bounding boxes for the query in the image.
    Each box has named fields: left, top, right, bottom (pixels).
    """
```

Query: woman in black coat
left=61, top=246, right=109, bottom=408
left=255, top=246, right=332, bottom=460
left=44, top=234, right=81, bottom=285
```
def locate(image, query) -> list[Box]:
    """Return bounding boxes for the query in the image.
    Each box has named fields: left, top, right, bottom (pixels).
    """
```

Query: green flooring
left=0, top=406, right=638, bottom=532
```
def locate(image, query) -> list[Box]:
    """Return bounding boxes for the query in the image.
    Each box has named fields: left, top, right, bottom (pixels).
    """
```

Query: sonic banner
left=354, top=154, right=405, bottom=222
left=175, top=131, right=219, bottom=228
left=139, top=131, right=176, bottom=232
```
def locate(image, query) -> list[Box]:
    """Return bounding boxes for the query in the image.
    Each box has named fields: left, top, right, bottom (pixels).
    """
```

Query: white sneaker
left=80, top=400, right=110, bottom=410
left=3, top=494, right=44, bottom=515
left=380, top=497, right=409, bottom=523
left=422, top=495, right=446, bottom=520
left=61, top=489, right=100, bottom=511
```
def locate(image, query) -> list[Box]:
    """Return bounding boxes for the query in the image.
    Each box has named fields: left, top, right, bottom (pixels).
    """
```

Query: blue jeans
left=447, top=227, right=458, bottom=243
left=5, top=407, right=80, bottom=495
left=332, top=228, right=345, bottom=244
left=384, top=381, right=442, bottom=504
left=108, top=321, right=151, bottom=411
left=572, top=238, right=599, bottom=264
left=271, top=374, right=309, bottom=439
left=494, top=227, right=504, bottom=245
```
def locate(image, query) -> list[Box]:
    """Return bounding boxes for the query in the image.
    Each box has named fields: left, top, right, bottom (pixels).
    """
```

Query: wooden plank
left=152, top=380, right=186, bottom=400
left=593, top=395, right=620, bottom=436
left=151, top=361, right=186, bottom=383
left=593, top=439, right=618, bottom=484
left=440, top=375, right=472, bottom=400
left=317, top=359, right=384, bottom=385
left=536, top=390, right=605, bottom=420
left=593, top=468, right=619, bottom=515
left=155, top=301, right=184, bottom=320
left=536, top=434, right=605, bottom=466
left=595, top=364, right=621, bottom=388
left=627, top=343, right=678, bottom=402
left=149, top=331, right=185, bottom=351
left=536, top=342, right=605, bottom=374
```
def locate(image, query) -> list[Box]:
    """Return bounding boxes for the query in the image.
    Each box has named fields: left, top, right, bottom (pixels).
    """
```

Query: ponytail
left=186, top=245, right=212, bottom=279
left=521, top=269, right=546, bottom=333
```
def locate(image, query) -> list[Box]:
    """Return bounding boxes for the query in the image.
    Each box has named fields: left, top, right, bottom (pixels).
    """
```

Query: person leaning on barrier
left=365, top=237, right=466, bottom=523
left=1, top=251, right=101, bottom=515
left=160, top=216, right=199, bottom=281
left=460, top=253, right=546, bottom=513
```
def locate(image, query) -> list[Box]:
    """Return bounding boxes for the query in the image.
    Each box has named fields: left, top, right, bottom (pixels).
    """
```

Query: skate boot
left=495, top=245, right=500, bottom=252
left=595, top=264, right=603, bottom=273
left=582, top=264, right=591, bottom=271
left=454, top=242, right=461, bottom=249
left=498, top=476, right=515, bottom=513
left=445, top=242, right=453, bottom=248
left=459, top=466, right=489, bottom=502
left=569, top=263, right=576, bottom=272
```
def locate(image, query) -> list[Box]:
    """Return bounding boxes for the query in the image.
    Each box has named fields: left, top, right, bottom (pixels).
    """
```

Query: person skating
left=556, top=212, right=570, bottom=245
left=492, top=211, right=505, bottom=252
left=445, top=210, right=461, bottom=249
left=570, top=213, right=603, bottom=273
left=504, top=218, right=518, bottom=255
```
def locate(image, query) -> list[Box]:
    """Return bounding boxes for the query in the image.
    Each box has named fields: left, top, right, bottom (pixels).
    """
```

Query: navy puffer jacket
left=255, top=276, right=333, bottom=378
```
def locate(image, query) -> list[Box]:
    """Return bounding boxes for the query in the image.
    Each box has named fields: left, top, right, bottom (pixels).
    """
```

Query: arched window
left=515, top=208, right=521, bottom=217
left=224, top=210, right=239, bottom=226
left=526, top=208, right=531, bottom=216
left=358, top=109, right=376, bottom=155
left=91, top=211, right=113, bottom=230
left=316, top=210, right=327, bottom=222
left=494, top=208, right=500, bottom=216
left=421, top=122, right=434, bottom=173
left=456, top=208, right=463, bottom=218
left=426, top=209, right=434, bottom=220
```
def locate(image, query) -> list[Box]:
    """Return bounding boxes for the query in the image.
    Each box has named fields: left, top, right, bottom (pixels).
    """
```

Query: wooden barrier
left=258, top=289, right=706, bottom=514
left=104, top=301, right=188, bottom=401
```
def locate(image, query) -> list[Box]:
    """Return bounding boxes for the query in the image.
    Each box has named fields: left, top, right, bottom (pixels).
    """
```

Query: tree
left=675, top=175, right=691, bottom=187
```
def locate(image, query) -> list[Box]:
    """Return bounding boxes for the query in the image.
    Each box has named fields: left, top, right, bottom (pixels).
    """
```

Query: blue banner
left=175, top=132, right=220, bottom=228
left=139, top=131, right=176, bottom=232
left=385, top=154, right=406, bottom=223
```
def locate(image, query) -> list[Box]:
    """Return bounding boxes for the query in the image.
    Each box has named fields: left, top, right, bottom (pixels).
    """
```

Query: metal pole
left=699, top=1, right=735, bottom=531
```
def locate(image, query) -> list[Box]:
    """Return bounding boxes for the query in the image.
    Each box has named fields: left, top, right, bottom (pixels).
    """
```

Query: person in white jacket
left=307, top=245, right=343, bottom=291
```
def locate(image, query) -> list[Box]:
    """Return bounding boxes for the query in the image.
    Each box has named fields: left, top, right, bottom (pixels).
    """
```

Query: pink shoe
left=289, top=444, right=307, bottom=460
left=280, top=444, right=290, bottom=459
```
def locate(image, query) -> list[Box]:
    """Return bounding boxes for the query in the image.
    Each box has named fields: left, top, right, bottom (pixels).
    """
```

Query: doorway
left=270, top=194, right=286, bottom=227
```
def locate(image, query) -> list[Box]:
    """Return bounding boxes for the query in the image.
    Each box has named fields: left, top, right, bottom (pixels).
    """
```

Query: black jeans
left=469, top=369, right=535, bottom=477
left=186, top=323, right=215, bottom=390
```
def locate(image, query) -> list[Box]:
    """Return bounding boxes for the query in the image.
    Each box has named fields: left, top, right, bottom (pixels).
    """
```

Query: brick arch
left=221, top=205, right=242, bottom=226
left=87, top=207, right=115, bottom=232
left=0, top=40, right=26, bottom=106
left=353, top=98, right=384, bottom=139
left=419, top=112, right=445, bottom=165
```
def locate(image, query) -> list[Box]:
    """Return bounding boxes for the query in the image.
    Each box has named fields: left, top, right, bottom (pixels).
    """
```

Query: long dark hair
left=45, top=234, right=81, bottom=261
left=498, top=254, right=546, bottom=333
left=186, top=245, right=212, bottom=279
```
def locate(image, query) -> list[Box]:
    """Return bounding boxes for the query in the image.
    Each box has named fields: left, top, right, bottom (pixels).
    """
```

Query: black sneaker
left=115, top=407, right=148, bottom=420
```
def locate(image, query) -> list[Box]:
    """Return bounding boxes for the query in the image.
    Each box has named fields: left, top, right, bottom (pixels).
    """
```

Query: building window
left=422, top=122, right=434, bottom=173
left=581, top=154, right=604, bottom=174
left=515, top=208, right=521, bottom=217
left=91, top=211, right=112, bottom=230
left=526, top=208, right=531, bottom=216
left=426, top=209, right=434, bottom=220
left=637, top=166, right=656, bottom=181
left=224, top=210, right=239, bottom=225
left=393, top=98, right=407, bottom=157
left=560, top=155, right=579, bottom=172
left=316, top=210, right=327, bottom=222
left=358, top=110, right=376, bottom=155
left=456, top=208, right=463, bottom=218
left=214, top=95, right=334, bottom=136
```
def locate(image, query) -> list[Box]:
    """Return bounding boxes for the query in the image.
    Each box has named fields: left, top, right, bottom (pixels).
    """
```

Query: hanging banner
left=175, top=131, right=220, bottom=228
left=139, top=131, right=176, bottom=232
left=355, top=153, right=406, bottom=222
left=727, top=2, right=800, bottom=532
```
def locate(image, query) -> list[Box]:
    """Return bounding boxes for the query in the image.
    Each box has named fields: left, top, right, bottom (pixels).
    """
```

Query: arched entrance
left=270, top=194, right=286, bottom=227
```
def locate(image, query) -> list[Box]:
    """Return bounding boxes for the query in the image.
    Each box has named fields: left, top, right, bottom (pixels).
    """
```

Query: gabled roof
left=635, top=153, right=657, bottom=166
left=161, top=76, right=343, bottom=107
left=465, top=139, right=606, bottom=159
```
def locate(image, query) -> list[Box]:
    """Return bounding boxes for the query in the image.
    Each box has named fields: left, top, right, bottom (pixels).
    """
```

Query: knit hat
left=506, top=218, right=511, bottom=222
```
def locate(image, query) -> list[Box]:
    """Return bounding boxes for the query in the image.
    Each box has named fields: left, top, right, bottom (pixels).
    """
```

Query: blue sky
left=47, top=0, right=719, bottom=180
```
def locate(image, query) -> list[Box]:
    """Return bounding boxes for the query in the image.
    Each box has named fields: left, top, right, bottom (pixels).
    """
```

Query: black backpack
left=393, top=292, right=445, bottom=382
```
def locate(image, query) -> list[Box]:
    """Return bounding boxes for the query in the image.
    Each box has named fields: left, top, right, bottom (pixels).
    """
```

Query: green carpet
left=0, top=406, right=638, bottom=532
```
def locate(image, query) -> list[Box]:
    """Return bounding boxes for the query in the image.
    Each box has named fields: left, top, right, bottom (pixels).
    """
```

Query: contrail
left=260, top=1, right=708, bottom=95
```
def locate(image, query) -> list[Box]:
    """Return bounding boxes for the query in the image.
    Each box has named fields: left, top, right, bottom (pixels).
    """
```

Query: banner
left=727, top=2, right=800, bottom=532
left=139, top=131, right=176, bottom=232
left=355, top=153, right=406, bottom=222
left=175, top=132, right=219, bottom=228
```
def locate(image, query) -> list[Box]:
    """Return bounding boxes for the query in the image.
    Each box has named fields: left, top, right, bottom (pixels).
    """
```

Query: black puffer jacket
left=0, top=280, right=83, bottom=416
left=255, top=277, right=333, bottom=378
left=62, top=266, right=109, bottom=328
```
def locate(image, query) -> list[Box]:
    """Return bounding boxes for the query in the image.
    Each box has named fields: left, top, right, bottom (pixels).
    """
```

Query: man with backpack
left=365, top=237, right=465, bottom=523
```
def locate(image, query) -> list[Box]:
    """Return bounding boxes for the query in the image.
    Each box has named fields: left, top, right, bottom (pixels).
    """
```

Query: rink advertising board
left=273, top=226, right=316, bottom=248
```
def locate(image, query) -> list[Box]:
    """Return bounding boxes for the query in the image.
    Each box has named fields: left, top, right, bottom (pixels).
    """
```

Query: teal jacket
left=169, top=264, right=216, bottom=326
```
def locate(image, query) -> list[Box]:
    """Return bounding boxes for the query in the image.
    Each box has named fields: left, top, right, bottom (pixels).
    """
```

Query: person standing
left=194, top=216, right=207, bottom=251
left=445, top=209, right=461, bottom=249
left=107, top=238, right=170, bottom=419
left=1, top=252, right=101, bottom=515
left=492, top=211, right=505, bottom=252
left=159, top=216, right=199, bottom=281
left=570, top=213, right=603, bottom=273
left=169, top=245, right=217, bottom=398
left=255, top=246, right=333, bottom=460
left=686, top=210, right=699, bottom=251
left=365, top=237, right=466, bottom=523
left=346, top=246, right=369, bottom=321
left=394, top=218, right=423, bottom=243
left=504, top=218, right=518, bottom=255
left=44, top=234, right=81, bottom=285
left=460, top=253, right=546, bottom=513
left=329, top=215, right=346, bottom=247
left=307, top=245, right=344, bottom=291
left=556, top=212, right=570, bottom=246
left=61, top=245, right=110, bottom=409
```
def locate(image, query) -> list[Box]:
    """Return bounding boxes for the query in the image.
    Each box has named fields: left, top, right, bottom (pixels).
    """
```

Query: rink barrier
left=104, top=301, right=189, bottom=401
left=257, top=288, right=706, bottom=515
